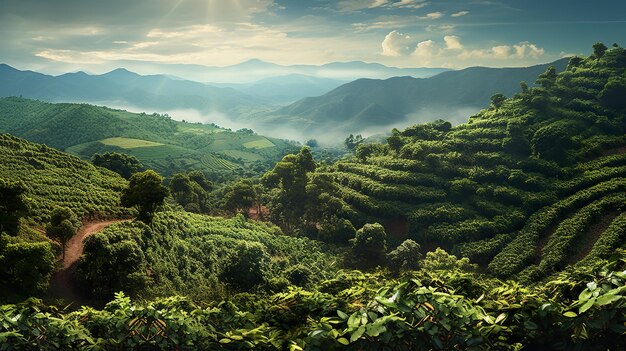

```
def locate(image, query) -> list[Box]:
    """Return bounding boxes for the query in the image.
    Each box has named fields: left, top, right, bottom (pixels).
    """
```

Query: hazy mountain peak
left=102, top=67, right=139, bottom=78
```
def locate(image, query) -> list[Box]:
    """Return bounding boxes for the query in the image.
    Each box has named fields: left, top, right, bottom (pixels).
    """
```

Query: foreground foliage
left=2, top=251, right=625, bottom=350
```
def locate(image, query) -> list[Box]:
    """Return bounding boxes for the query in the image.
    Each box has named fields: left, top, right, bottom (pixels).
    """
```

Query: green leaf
left=578, top=289, right=592, bottom=301
left=596, top=294, right=621, bottom=306
left=495, top=313, right=506, bottom=324
left=337, top=310, right=348, bottom=320
left=563, top=311, right=577, bottom=318
left=524, top=320, right=538, bottom=330
left=348, top=312, right=360, bottom=329
left=219, top=338, right=231, bottom=344
left=337, top=337, right=350, bottom=345
left=579, top=297, right=596, bottom=313
left=350, top=326, right=365, bottom=342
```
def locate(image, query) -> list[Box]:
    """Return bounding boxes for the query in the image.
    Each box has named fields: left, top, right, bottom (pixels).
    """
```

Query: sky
left=1, top=0, right=626, bottom=74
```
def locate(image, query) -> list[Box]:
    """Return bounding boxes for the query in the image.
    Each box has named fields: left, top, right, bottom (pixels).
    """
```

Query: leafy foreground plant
left=2, top=251, right=625, bottom=350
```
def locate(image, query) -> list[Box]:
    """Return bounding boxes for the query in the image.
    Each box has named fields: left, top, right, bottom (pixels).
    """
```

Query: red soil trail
left=49, top=219, right=129, bottom=304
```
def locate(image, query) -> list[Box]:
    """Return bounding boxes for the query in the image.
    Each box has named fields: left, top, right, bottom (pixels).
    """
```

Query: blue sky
left=1, top=0, right=625, bottom=73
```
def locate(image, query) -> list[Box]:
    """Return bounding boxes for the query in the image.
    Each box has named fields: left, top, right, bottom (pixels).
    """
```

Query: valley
left=1, top=0, right=626, bottom=348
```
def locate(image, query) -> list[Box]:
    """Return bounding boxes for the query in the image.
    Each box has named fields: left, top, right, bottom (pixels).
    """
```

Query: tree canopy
left=121, top=170, right=168, bottom=222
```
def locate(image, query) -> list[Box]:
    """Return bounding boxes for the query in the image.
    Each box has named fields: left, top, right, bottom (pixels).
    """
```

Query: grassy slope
left=0, top=98, right=297, bottom=176
left=0, top=133, right=131, bottom=223
left=316, top=49, right=626, bottom=281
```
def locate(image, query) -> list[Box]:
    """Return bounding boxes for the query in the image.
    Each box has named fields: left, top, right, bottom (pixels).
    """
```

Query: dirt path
left=49, top=219, right=128, bottom=304
left=567, top=211, right=620, bottom=265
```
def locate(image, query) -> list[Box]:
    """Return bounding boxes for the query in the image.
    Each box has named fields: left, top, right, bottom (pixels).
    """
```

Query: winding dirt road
left=49, top=219, right=128, bottom=304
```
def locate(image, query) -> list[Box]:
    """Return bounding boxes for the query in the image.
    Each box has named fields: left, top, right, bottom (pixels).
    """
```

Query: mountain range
left=112, top=58, right=450, bottom=83
left=0, top=58, right=571, bottom=143
left=248, top=58, right=570, bottom=140
left=0, top=64, right=265, bottom=116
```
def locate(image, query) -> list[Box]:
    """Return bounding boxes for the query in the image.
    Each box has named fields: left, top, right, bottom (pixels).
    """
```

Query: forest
left=1, top=45, right=626, bottom=350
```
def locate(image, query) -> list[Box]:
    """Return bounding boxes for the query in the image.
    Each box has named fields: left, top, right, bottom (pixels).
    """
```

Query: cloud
left=412, top=40, right=441, bottom=59
left=426, top=24, right=455, bottom=33
left=379, top=35, right=546, bottom=66
left=443, top=35, right=463, bottom=50
left=460, top=42, right=544, bottom=59
left=424, top=12, right=443, bottom=19
left=338, top=0, right=428, bottom=11
left=391, top=0, right=429, bottom=9
left=337, top=0, right=388, bottom=11
left=381, top=30, right=414, bottom=56
left=451, top=11, right=469, bottom=17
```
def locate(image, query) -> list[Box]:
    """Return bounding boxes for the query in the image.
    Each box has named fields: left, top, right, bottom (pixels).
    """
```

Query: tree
left=536, top=66, right=557, bottom=88
left=490, top=93, right=506, bottom=109
left=220, top=241, right=270, bottom=290
left=599, top=76, right=626, bottom=110
left=387, top=239, right=422, bottom=272
left=593, top=42, right=608, bottom=59
left=121, top=170, right=168, bottom=222
left=344, top=134, right=364, bottom=151
left=92, top=152, right=145, bottom=179
left=46, top=207, right=80, bottom=259
left=519, top=81, right=529, bottom=94
left=169, top=171, right=212, bottom=213
left=305, top=139, right=319, bottom=148
left=0, top=178, right=28, bottom=235
left=262, top=147, right=316, bottom=232
left=223, top=179, right=256, bottom=215
left=351, top=223, right=387, bottom=266
left=531, top=122, right=575, bottom=163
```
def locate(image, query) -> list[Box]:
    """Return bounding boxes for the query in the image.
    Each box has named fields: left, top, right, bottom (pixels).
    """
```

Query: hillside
left=253, top=58, right=570, bottom=139
left=0, top=98, right=298, bottom=178
left=301, top=48, right=626, bottom=282
left=0, top=133, right=130, bottom=222
left=212, top=74, right=348, bottom=104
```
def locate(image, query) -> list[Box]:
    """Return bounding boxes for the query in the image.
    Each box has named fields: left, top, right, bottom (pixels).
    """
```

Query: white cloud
left=424, top=12, right=443, bottom=19
left=460, top=42, right=544, bottom=60
left=451, top=11, right=469, bottom=17
left=391, top=0, right=429, bottom=9
left=379, top=34, right=547, bottom=67
left=444, top=35, right=463, bottom=50
left=412, top=40, right=441, bottom=59
left=381, top=30, right=414, bottom=56
left=337, top=0, right=388, bottom=11
left=426, top=24, right=455, bottom=33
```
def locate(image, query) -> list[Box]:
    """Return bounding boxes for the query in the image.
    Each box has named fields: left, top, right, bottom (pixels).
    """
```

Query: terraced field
left=313, top=48, right=626, bottom=280
left=100, top=137, right=164, bottom=148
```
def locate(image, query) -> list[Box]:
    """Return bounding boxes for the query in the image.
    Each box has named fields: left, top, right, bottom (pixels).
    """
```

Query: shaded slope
left=255, top=58, right=569, bottom=137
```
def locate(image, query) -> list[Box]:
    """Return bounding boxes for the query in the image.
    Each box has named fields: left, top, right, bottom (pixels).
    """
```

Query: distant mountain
left=112, top=59, right=450, bottom=84
left=249, top=58, right=570, bottom=140
left=213, top=74, right=349, bottom=104
left=0, top=64, right=266, bottom=115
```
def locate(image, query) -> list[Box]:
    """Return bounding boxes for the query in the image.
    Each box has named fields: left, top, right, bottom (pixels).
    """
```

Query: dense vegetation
left=268, top=46, right=626, bottom=284
left=0, top=98, right=298, bottom=179
left=3, top=250, right=626, bottom=350
left=78, top=211, right=336, bottom=301
left=2, top=45, right=626, bottom=350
